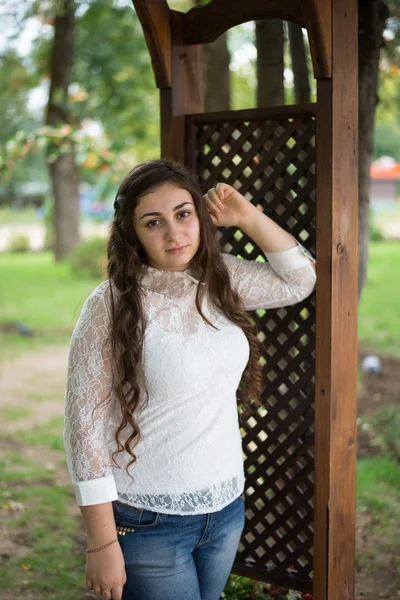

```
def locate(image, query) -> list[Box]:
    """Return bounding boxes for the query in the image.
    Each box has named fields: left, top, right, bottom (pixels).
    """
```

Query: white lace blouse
left=63, top=236, right=316, bottom=514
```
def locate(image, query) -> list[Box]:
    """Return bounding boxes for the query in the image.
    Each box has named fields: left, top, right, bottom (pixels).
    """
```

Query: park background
left=0, top=1, right=399, bottom=599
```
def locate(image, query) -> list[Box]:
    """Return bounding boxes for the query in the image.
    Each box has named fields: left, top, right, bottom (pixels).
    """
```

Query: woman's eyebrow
left=139, top=202, right=193, bottom=220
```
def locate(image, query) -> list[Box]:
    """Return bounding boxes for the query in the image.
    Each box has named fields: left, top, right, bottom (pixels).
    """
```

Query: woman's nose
left=165, top=220, right=181, bottom=239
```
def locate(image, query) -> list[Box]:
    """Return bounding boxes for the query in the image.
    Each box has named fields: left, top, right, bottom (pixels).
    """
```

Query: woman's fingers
left=215, top=182, right=226, bottom=198
left=110, top=583, right=124, bottom=600
left=209, top=187, right=224, bottom=207
left=203, top=188, right=224, bottom=214
left=202, top=197, right=218, bottom=216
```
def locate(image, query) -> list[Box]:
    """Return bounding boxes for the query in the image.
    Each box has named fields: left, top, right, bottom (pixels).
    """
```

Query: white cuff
left=264, top=234, right=316, bottom=271
left=73, top=474, right=119, bottom=506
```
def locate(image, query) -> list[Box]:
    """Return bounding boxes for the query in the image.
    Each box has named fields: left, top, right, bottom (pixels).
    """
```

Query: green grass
left=0, top=251, right=100, bottom=329
left=27, top=390, right=61, bottom=403
left=358, top=240, right=400, bottom=355
left=356, top=455, right=400, bottom=550
left=0, top=250, right=101, bottom=360
left=0, top=452, right=86, bottom=599
left=0, top=207, right=42, bottom=224
left=0, top=331, right=72, bottom=362
left=363, top=406, right=400, bottom=461
left=0, top=451, right=56, bottom=484
left=0, top=405, right=34, bottom=422
left=357, top=456, right=400, bottom=510
left=16, top=416, right=65, bottom=451
left=356, top=455, right=400, bottom=580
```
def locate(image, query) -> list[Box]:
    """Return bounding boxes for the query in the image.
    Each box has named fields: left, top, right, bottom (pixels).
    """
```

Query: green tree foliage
left=0, top=49, right=46, bottom=201
left=1, top=0, right=163, bottom=205
left=74, top=1, right=159, bottom=160
left=30, top=1, right=160, bottom=160
left=228, top=24, right=257, bottom=111
left=373, top=1, right=400, bottom=159
left=0, top=50, right=37, bottom=140
left=374, top=122, right=400, bottom=160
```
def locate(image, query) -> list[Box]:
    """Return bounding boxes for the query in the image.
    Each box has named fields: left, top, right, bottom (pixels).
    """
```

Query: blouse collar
left=138, top=264, right=205, bottom=298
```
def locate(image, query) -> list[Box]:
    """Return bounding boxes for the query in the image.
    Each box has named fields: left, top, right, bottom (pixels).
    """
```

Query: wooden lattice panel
left=188, top=110, right=316, bottom=592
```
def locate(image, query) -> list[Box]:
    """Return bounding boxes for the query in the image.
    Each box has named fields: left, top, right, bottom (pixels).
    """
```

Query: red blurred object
left=370, top=161, right=400, bottom=180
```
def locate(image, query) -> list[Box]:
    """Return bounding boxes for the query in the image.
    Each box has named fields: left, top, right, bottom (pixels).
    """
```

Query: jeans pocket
left=113, top=501, right=160, bottom=529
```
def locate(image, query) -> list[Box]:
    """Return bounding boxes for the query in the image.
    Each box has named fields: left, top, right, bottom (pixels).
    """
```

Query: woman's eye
left=146, top=220, right=160, bottom=228
left=146, top=211, right=191, bottom=228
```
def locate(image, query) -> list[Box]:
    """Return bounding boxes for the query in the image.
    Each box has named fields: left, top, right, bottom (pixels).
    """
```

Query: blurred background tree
left=1, top=0, right=160, bottom=259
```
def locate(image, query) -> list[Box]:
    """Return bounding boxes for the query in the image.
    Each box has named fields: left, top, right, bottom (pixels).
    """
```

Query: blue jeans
left=112, top=494, right=245, bottom=600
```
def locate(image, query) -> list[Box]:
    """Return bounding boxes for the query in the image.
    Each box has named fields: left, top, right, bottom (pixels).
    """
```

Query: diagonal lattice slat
left=189, top=112, right=316, bottom=592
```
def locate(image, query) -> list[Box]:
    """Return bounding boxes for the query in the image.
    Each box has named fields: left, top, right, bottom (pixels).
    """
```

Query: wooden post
left=314, top=0, right=358, bottom=598
left=160, top=10, right=203, bottom=161
left=131, top=1, right=203, bottom=162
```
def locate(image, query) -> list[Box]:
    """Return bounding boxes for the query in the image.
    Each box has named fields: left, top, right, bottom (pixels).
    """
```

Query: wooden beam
left=160, top=11, right=203, bottom=161
left=187, top=103, right=317, bottom=123
left=131, top=0, right=171, bottom=88
left=314, top=0, right=358, bottom=598
left=301, top=0, right=332, bottom=78
left=182, top=0, right=305, bottom=45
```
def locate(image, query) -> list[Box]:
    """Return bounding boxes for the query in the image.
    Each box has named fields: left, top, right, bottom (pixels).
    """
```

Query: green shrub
left=369, top=406, right=400, bottom=462
left=7, top=234, right=31, bottom=252
left=369, top=211, right=385, bottom=242
left=68, top=237, right=107, bottom=279
left=222, top=576, right=308, bottom=599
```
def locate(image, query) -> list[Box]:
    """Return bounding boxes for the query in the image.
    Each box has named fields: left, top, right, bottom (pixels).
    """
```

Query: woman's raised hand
left=203, top=182, right=253, bottom=228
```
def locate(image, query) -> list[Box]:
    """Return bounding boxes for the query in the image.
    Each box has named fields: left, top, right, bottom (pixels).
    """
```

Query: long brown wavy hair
left=105, top=158, right=264, bottom=476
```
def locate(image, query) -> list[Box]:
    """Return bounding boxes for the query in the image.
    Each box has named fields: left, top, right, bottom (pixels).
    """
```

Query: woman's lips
left=167, top=246, right=187, bottom=254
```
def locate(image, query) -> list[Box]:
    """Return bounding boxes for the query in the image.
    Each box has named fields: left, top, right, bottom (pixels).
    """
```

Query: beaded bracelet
left=86, top=538, right=118, bottom=554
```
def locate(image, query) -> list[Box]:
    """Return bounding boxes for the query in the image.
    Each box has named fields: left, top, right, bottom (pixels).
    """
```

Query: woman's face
left=133, top=182, right=201, bottom=272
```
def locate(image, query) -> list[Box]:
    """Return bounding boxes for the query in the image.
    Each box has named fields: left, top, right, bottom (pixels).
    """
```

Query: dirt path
left=0, top=345, right=68, bottom=435
left=0, top=344, right=75, bottom=489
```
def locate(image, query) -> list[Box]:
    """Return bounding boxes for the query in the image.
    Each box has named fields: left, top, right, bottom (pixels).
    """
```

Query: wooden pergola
left=131, top=1, right=359, bottom=598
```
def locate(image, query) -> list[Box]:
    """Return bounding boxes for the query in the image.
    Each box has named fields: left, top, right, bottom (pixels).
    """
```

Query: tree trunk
left=46, top=0, right=80, bottom=261
left=203, top=33, right=230, bottom=112
left=288, top=22, right=310, bottom=104
left=256, top=19, right=284, bottom=107
left=358, top=0, right=389, bottom=300
left=193, top=0, right=230, bottom=112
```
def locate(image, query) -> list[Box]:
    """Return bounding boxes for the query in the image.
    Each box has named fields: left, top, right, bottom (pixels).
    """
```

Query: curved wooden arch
left=181, top=0, right=331, bottom=79
left=182, top=0, right=306, bottom=43
left=132, top=0, right=331, bottom=86
left=133, top=0, right=171, bottom=88
left=301, top=0, right=331, bottom=79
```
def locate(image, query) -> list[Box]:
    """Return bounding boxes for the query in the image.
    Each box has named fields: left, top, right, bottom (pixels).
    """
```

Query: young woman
left=63, top=159, right=316, bottom=600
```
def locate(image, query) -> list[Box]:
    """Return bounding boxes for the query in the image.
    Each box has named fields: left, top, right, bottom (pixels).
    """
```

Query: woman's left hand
left=203, top=183, right=253, bottom=228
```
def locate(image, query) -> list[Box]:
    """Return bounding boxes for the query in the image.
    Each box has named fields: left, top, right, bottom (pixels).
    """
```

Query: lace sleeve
left=63, top=283, right=119, bottom=506
left=222, top=236, right=316, bottom=311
